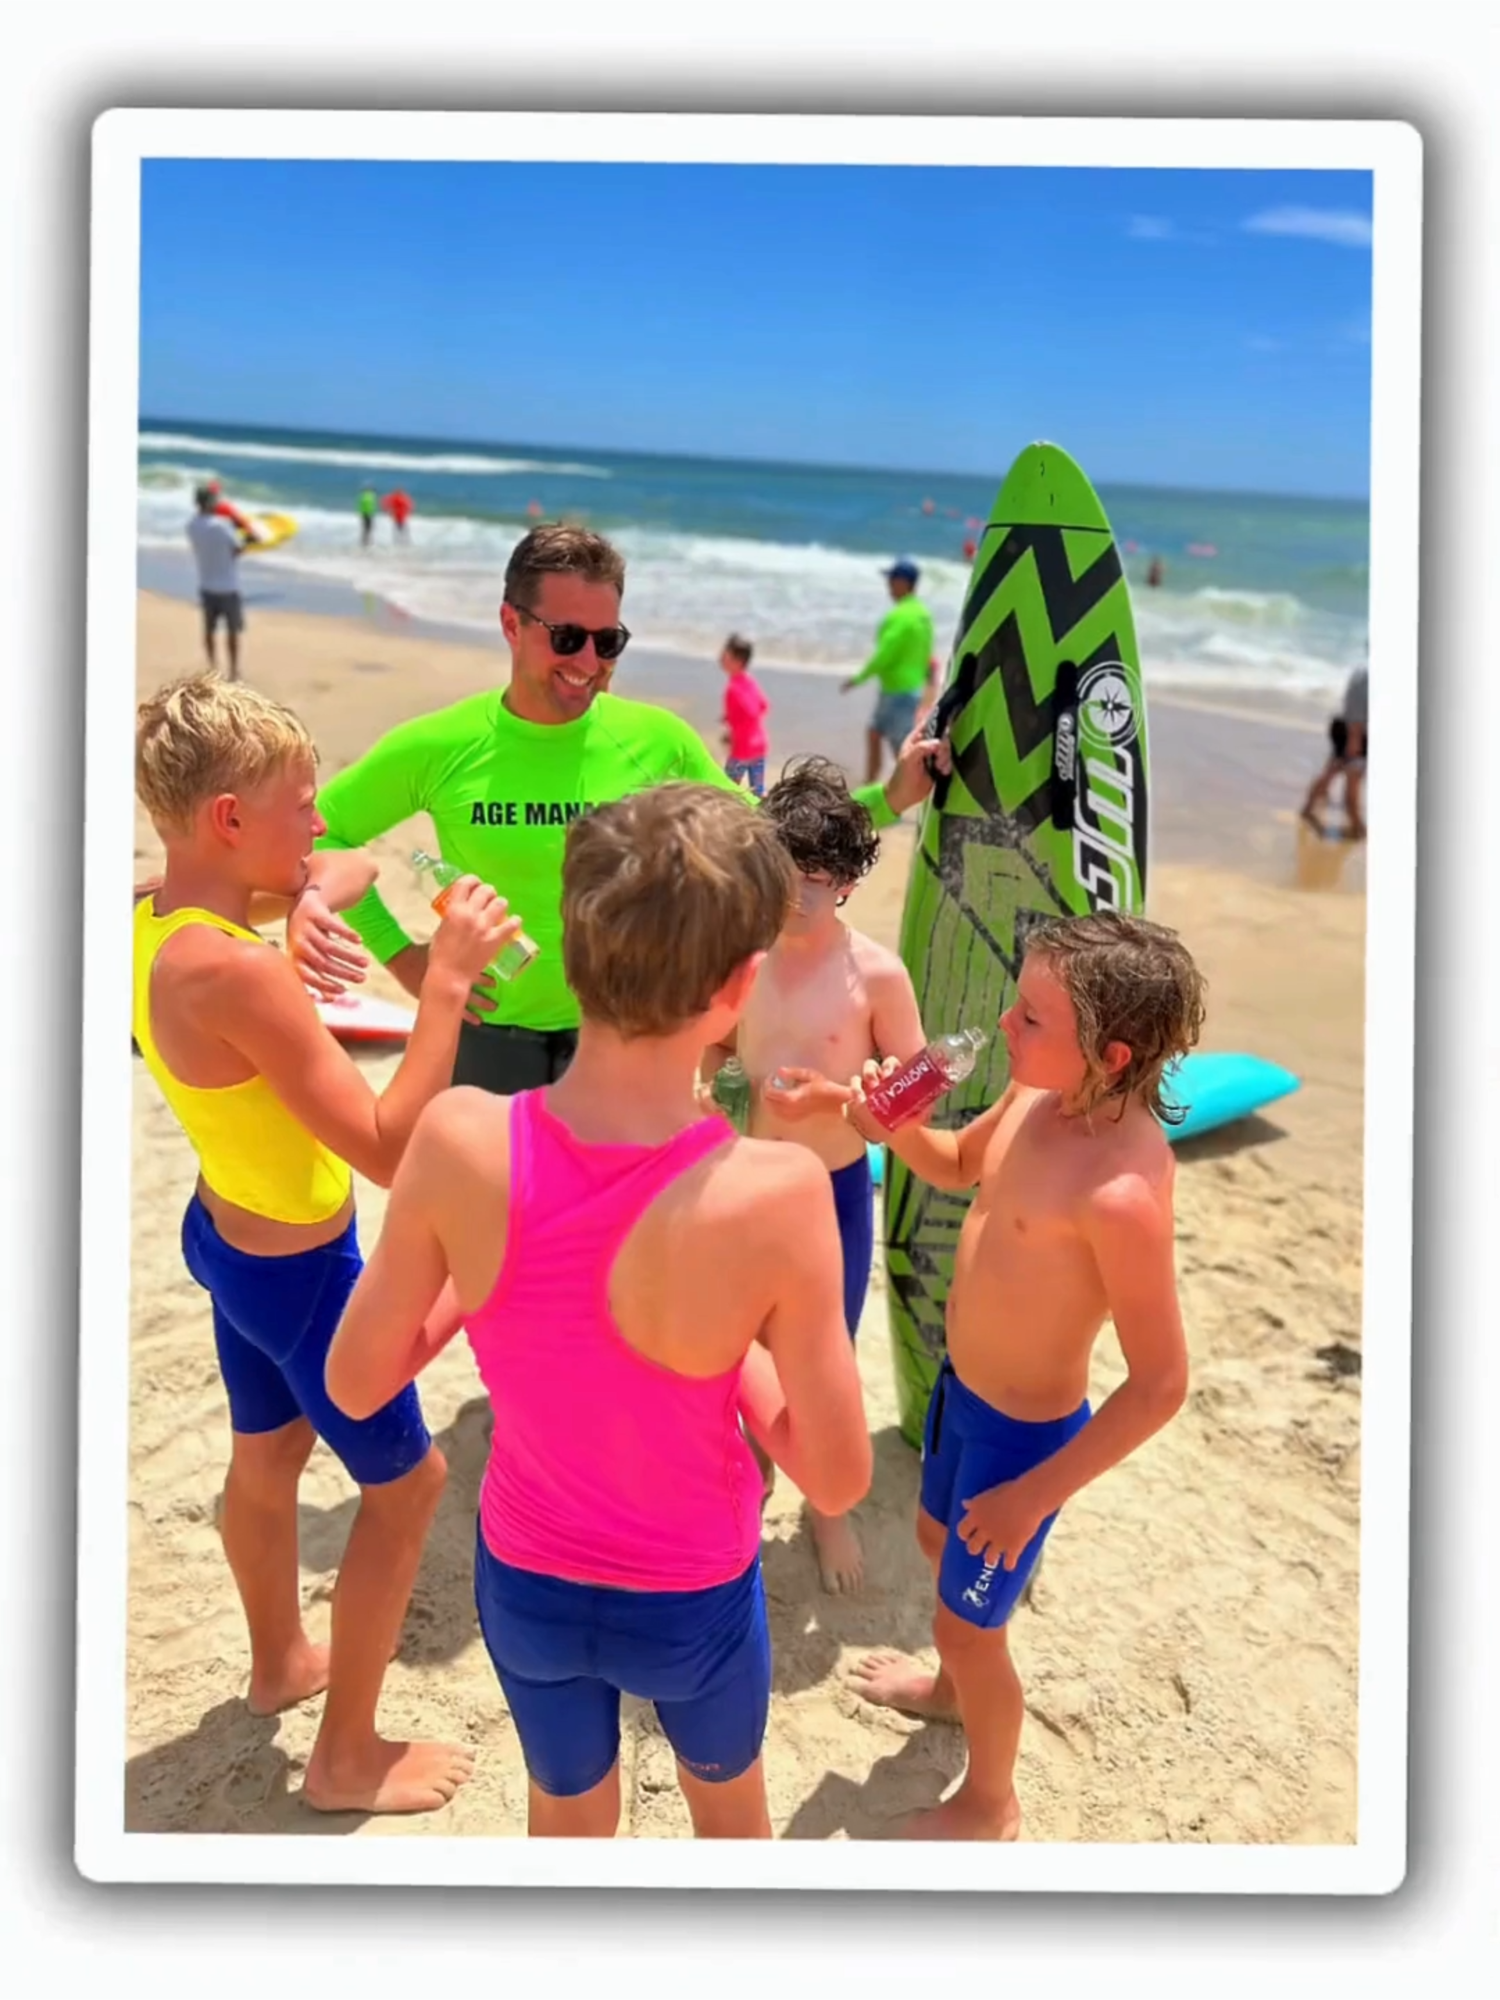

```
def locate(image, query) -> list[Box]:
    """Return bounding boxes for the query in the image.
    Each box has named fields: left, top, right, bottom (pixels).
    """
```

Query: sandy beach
left=126, top=586, right=1365, bottom=1844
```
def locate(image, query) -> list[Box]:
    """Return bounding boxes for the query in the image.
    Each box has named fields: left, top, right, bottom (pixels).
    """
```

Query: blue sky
left=139, top=160, right=1374, bottom=498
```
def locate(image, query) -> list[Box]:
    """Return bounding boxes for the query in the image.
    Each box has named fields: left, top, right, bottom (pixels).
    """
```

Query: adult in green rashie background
left=841, top=557, right=939, bottom=788
left=309, top=522, right=949, bottom=1098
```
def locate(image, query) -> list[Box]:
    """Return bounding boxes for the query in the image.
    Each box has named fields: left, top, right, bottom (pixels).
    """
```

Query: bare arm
left=325, top=1097, right=482, bottom=1417
left=736, top=1154, right=873, bottom=1516
left=214, top=877, right=512, bottom=1187
left=247, top=847, right=380, bottom=926
left=1016, top=1172, right=1190, bottom=1519
left=845, top=1072, right=1016, bottom=1193
left=867, top=957, right=929, bottom=1068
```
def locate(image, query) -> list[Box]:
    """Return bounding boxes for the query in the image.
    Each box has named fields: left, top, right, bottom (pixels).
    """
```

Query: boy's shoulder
left=1076, top=1106, right=1175, bottom=1214
left=843, top=924, right=913, bottom=986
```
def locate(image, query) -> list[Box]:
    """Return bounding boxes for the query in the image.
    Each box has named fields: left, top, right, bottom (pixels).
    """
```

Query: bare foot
left=247, top=1639, right=332, bottom=1716
left=848, top=1648, right=960, bottom=1722
left=888, top=1786, right=1021, bottom=1842
left=810, top=1509, right=864, bottom=1593
left=301, top=1736, right=476, bottom=1816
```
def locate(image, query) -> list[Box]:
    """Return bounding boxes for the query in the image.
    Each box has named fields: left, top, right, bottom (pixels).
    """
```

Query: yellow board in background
left=239, top=511, right=298, bottom=555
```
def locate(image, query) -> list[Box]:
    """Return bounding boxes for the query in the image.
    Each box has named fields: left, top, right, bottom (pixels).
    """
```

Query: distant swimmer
left=1300, top=663, right=1368, bottom=842
left=358, top=485, right=378, bottom=547
left=384, top=488, right=413, bottom=540
left=1146, top=557, right=1164, bottom=588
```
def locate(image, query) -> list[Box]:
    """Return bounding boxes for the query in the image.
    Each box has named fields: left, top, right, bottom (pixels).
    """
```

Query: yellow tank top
left=132, top=898, right=353, bottom=1224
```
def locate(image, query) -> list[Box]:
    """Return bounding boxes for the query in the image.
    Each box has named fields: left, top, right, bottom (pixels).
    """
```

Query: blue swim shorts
left=725, top=755, right=767, bottom=797
left=829, top=1153, right=875, bottom=1337
left=473, top=1527, right=772, bottom=1798
left=920, top=1357, right=1091, bottom=1630
left=181, top=1194, right=431, bottom=1487
left=871, top=688, right=921, bottom=752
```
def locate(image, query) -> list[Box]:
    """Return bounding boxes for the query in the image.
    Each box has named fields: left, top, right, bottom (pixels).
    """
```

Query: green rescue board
left=884, top=441, right=1150, bottom=1448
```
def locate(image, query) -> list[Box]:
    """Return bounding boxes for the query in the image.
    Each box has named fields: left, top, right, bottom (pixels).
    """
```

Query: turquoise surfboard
left=1161, top=1051, right=1300, bottom=1143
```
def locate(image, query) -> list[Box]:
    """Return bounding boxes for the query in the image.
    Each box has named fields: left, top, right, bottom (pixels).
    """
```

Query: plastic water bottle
left=410, top=849, right=539, bottom=982
left=863, top=1027, right=989, bottom=1132
left=710, top=1055, right=753, bottom=1134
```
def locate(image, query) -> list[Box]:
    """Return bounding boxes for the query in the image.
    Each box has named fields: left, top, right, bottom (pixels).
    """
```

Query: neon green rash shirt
left=846, top=594, right=935, bottom=696
left=315, top=687, right=902, bottom=1033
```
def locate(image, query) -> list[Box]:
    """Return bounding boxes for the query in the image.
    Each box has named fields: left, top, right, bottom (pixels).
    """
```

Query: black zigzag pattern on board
left=960, top=524, right=1121, bottom=652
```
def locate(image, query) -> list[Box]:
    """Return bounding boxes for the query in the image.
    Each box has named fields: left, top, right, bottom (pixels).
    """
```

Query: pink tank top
left=467, top=1088, right=764, bottom=1592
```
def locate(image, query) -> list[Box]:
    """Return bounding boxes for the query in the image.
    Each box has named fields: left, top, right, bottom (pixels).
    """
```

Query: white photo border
left=80, top=108, right=1421, bottom=1894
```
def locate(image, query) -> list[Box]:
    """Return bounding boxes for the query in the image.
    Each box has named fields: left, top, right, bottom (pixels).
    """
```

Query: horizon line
left=137, top=411, right=1371, bottom=510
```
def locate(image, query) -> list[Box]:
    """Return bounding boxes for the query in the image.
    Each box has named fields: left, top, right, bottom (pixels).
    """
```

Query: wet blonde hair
left=136, top=672, right=317, bottom=836
left=1024, top=909, right=1207, bottom=1123
left=562, top=783, right=795, bottom=1038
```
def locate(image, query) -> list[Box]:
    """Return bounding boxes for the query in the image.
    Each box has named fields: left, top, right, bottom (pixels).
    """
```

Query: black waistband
left=463, top=1020, right=579, bottom=1051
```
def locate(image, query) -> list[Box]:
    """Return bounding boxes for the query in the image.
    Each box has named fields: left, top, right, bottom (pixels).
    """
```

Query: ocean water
left=138, top=418, right=1369, bottom=699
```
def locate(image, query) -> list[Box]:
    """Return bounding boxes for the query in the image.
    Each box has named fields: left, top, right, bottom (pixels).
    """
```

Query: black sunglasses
left=507, top=601, right=631, bottom=662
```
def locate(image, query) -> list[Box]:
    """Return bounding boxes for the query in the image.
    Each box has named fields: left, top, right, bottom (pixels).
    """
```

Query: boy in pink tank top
left=327, top=783, right=873, bottom=1838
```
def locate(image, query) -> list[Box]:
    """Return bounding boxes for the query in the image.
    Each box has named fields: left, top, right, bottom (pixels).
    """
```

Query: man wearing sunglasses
left=312, top=523, right=947, bottom=1098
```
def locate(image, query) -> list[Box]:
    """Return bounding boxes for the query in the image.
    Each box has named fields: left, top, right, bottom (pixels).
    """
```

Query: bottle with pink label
left=863, top=1027, right=989, bottom=1132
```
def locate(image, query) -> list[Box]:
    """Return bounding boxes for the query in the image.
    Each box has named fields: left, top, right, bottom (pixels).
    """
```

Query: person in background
left=719, top=633, right=770, bottom=797
left=384, top=490, right=414, bottom=541
left=187, top=484, right=249, bottom=681
left=359, top=486, right=379, bottom=548
left=1300, top=663, right=1369, bottom=841
left=841, top=559, right=936, bottom=788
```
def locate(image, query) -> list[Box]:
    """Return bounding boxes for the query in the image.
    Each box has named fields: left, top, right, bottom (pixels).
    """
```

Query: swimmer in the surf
left=843, top=910, right=1203, bottom=1839
left=705, top=756, right=928, bottom=1593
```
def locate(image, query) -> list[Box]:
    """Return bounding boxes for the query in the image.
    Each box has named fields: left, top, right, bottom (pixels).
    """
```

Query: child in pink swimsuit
left=719, top=633, right=770, bottom=796
left=326, top=782, right=873, bottom=1838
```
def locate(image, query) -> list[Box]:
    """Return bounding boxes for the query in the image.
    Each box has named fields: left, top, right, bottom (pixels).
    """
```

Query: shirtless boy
left=708, top=757, right=928, bottom=1593
left=844, top=910, right=1205, bottom=1839
left=133, top=672, right=517, bottom=1816
left=325, top=784, right=871, bottom=1839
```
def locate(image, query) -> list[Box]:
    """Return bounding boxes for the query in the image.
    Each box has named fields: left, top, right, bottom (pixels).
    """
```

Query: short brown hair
left=503, top=522, right=626, bottom=609
left=761, top=755, right=880, bottom=889
left=562, top=784, right=795, bottom=1038
left=1023, top=909, right=1207, bottom=1124
left=136, top=672, right=317, bottom=836
left=724, top=634, right=753, bottom=665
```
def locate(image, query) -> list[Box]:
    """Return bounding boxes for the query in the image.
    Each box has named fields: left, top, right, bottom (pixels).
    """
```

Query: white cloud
left=1243, top=206, right=1374, bottom=248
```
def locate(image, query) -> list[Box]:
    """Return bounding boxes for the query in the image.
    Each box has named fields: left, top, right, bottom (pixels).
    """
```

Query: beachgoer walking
left=359, top=486, right=378, bottom=547
left=187, top=484, right=249, bottom=681
left=384, top=489, right=413, bottom=541
left=326, top=783, right=873, bottom=1839
left=719, top=633, right=770, bottom=797
left=840, top=558, right=936, bottom=788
